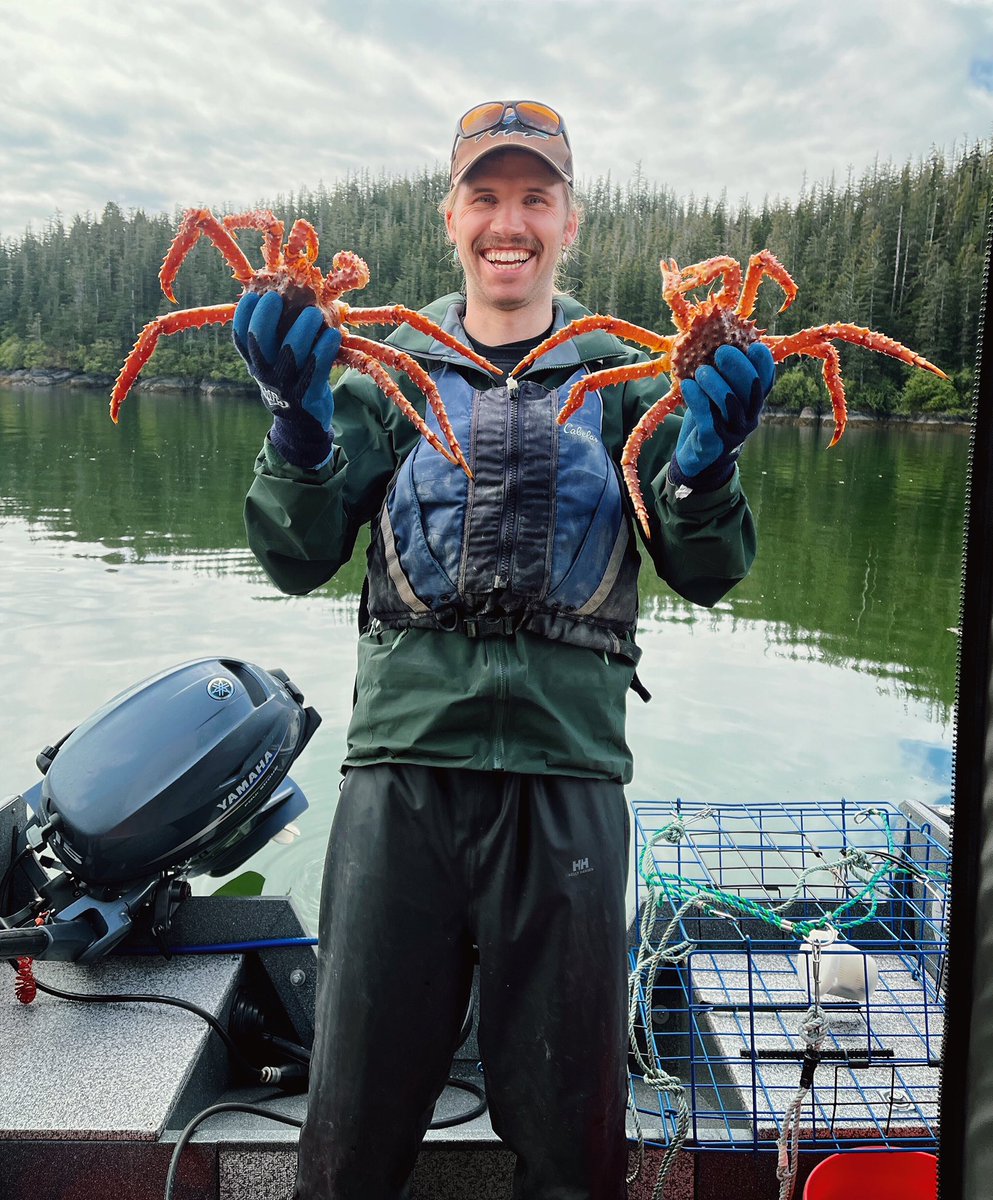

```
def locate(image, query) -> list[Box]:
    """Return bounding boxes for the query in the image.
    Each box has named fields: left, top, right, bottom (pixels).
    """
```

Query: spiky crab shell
left=243, top=272, right=342, bottom=329
left=241, top=248, right=370, bottom=332
left=669, top=300, right=762, bottom=380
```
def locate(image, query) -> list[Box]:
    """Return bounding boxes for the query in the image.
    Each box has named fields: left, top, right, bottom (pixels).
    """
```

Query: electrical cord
left=424, top=1078, right=487, bottom=1128
left=4, top=931, right=484, bottom=1119
left=259, top=1031, right=311, bottom=1065
left=164, top=1078, right=488, bottom=1200
left=20, top=963, right=486, bottom=1126
left=165, top=1096, right=298, bottom=1200
left=2, top=959, right=261, bottom=1078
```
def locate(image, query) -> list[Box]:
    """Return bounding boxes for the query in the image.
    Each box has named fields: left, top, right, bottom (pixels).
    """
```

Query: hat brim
left=450, top=129, right=573, bottom=188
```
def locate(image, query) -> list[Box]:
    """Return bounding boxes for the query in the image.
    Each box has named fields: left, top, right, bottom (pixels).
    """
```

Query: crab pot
left=628, top=798, right=949, bottom=1158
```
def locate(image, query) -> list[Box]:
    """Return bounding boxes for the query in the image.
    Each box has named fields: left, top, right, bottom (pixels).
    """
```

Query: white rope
left=775, top=1002, right=830, bottom=1200
left=626, top=883, right=697, bottom=1193
left=777, top=1085, right=808, bottom=1200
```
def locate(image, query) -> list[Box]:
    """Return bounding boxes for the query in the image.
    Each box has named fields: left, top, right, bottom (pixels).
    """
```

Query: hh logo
left=569, top=856, right=594, bottom=878
left=260, top=385, right=290, bottom=411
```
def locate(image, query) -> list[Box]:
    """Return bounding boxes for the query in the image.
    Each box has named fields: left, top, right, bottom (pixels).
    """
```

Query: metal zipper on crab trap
left=939, top=185, right=993, bottom=1200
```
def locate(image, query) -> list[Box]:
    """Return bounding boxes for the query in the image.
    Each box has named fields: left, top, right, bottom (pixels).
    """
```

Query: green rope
left=637, top=806, right=946, bottom=938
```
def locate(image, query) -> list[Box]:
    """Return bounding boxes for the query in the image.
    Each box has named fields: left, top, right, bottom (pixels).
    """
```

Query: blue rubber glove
left=669, top=342, right=776, bottom=492
left=232, top=291, right=342, bottom=468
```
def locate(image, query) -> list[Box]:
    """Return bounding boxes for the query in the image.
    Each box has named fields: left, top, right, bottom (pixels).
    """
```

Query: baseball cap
left=450, top=101, right=574, bottom=188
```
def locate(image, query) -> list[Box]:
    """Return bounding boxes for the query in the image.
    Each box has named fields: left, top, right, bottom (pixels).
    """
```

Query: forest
left=0, top=139, right=988, bottom=419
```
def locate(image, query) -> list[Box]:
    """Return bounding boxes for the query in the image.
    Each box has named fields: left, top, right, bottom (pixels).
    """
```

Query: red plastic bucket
left=803, top=1151, right=938, bottom=1199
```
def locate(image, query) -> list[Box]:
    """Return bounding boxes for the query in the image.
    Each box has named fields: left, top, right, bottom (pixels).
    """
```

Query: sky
left=3, top=0, right=993, bottom=239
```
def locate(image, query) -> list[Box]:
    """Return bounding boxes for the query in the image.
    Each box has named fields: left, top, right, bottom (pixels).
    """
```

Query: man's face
left=445, top=149, right=578, bottom=321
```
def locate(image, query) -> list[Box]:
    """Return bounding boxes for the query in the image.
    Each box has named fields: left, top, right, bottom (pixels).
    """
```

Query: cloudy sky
left=4, top=0, right=992, bottom=237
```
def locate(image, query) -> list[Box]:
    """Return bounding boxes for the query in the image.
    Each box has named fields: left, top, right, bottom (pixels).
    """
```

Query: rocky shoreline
left=761, top=408, right=970, bottom=434
left=0, top=367, right=970, bottom=430
left=0, top=367, right=255, bottom=396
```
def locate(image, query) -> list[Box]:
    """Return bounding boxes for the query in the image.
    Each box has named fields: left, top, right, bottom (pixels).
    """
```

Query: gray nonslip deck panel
left=0, top=954, right=241, bottom=1139
left=212, top=1145, right=693, bottom=1200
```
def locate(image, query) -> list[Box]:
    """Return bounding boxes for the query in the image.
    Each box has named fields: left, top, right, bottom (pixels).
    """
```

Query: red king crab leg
left=159, top=209, right=255, bottom=303
left=111, top=304, right=238, bottom=422
left=510, top=316, right=678, bottom=536
left=511, top=314, right=673, bottom=424
left=223, top=211, right=286, bottom=271
left=347, top=305, right=499, bottom=377
left=736, top=250, right=798, bottom=319
left=512, top=315, right=672, bottom=382
left=621, top=380, right=685, bottom=537
left=765, top=324, right=948, bottom=448
left=342, top=334, right=473, bottom=476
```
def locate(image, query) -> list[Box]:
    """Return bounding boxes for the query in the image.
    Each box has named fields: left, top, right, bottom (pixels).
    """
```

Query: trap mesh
left=629, top=797, right=949, bottom=1153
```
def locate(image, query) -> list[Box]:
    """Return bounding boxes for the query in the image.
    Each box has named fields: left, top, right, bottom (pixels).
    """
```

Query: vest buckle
left=462, top=614, right=518, bottom=638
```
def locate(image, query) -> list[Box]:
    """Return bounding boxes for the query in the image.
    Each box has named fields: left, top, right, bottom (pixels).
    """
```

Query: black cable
left=259, top=1031, right=312, bottom=1065
left=6, top=954, right=487, bottom=1111
left=2, top=905, right=488, bottom=1196
left=164, top=1077, right=488, bottom=1199
left=33, top=976, right=255, bottom=1072
left=3, top=960, right=260, bottom=1078
left=165, top=1096, right=298, bottom=1200
left=427, top=1078, right=488, bottom=1128
left=4, top=949, right=487, bottom=1200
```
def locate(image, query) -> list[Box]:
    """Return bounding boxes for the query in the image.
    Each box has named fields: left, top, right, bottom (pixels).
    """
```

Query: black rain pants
left=292, top=763, right=630, bottom=1200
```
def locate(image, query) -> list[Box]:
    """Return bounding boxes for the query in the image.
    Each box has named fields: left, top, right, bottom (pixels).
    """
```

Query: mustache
left=473, top=238, right=540, bottom=254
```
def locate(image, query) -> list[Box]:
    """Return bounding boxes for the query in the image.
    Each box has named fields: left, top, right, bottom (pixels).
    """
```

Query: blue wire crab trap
left=628, top=797, right=949, bottom=1155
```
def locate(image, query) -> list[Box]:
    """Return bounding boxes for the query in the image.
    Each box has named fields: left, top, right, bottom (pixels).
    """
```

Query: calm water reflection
left=0, top=387, right=966, bottom=930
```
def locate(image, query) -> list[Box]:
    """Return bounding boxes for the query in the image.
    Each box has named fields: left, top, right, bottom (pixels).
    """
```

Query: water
left=0, top=386, right=967, bottom=932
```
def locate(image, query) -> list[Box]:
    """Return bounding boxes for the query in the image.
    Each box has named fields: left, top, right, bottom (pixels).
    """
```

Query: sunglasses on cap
left=458, top=100, right=567, bottom=139
left=450, top=100, right=574, bottom=187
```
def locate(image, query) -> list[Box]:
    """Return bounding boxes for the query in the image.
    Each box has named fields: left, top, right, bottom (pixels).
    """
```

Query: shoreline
left=761, top=408, right=971, bottom=434
left=0, top=367, right=971, bottom=431
left=0, top=367, right=255, bottom=397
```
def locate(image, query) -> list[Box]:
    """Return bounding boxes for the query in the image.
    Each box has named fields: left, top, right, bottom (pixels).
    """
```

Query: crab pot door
left=939, top=200, right=993, bottom=1199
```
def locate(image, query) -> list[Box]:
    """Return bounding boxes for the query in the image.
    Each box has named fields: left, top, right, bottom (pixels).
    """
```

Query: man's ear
left=445, top=209, right=457, bottom=243
left=563, top=208, right=579, bottom=248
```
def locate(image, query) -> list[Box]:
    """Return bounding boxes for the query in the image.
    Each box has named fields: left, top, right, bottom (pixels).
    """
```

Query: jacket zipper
left=491, top=637, right=508, bottom=770
left=494, top=378, right=520, bottom=590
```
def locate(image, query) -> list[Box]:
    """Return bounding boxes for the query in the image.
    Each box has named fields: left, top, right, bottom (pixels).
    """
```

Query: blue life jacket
left=364, top=364, right=643, bottom=664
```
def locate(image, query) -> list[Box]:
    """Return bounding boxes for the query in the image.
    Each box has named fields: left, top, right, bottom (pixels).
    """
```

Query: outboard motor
left=0, top=658, right=320, bottom=963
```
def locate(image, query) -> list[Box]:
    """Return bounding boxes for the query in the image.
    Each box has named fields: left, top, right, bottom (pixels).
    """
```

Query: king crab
left=512, top=249, right=948, bottom=535
left=111, top=208, right=499, bottom=475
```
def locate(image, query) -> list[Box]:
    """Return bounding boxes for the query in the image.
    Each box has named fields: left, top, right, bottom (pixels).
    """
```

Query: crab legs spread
left=512, top=249, right=948, bottom=537
left=111, top=208, right=498, bottom=476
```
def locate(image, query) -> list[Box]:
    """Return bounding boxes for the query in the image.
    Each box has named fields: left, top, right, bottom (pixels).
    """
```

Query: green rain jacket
left=244, top=292, right=757, bottom=783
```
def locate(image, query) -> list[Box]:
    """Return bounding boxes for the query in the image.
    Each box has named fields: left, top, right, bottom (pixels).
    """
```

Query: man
left=234, top=100, right=774, bottom=1200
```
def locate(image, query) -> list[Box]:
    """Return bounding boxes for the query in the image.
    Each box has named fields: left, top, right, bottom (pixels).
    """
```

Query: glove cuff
left=269, top=414, right=334, bottom=469
left=669, top=452, right=735, bottom=493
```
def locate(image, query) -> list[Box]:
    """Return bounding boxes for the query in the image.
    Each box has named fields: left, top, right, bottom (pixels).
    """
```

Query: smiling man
left=444, top=127, right=578, bottom=339
left=235, top=100, right=776, bottom=1200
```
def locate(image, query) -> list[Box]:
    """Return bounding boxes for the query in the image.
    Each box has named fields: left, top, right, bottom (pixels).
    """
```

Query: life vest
left=364, top=364, right=642, bottom=664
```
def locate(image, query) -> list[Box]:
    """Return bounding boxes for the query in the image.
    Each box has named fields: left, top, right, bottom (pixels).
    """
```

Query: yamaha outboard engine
left=0, top=658, right=320, bottom=963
